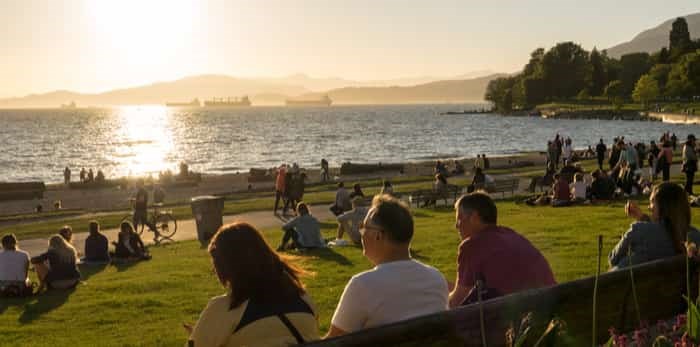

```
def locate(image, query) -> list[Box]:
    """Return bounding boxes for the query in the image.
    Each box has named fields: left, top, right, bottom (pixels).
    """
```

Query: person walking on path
left=273, top=164, right=287, bottom=215
left=596, top=139, right=607, bottom=170
left=683, top=134, right=698, bottom=195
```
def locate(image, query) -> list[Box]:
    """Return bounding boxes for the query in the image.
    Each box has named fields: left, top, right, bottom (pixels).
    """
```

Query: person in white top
left=0, top=234, right=31, bottom=289
left=325, top=195, right=448, bottom=338
left=570, top=173, right=587, bottom=202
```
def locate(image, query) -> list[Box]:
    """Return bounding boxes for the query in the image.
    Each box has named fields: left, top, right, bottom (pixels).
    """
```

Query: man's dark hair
left=455, top=193, right=498, bottom=224
left=89, top=221, right=99, bottom=234
left=370, top=194, right=413, bottom=243
left=296, top=202, right=309, bottom=215
left=1, top=234, right=17, bottom=250
left=337, top=182, right=344, bottom=188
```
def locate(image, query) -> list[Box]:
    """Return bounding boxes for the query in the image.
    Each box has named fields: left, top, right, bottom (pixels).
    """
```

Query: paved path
left=19, top=205, right=335, bottom=257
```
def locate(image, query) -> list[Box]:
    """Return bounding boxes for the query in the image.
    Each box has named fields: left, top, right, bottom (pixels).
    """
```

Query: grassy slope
left=4, top=199, right=700, bottom=346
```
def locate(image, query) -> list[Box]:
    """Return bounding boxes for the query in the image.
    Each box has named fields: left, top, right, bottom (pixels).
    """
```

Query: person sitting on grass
left=449, top=193, right=556, bottom=307
left=609, top=182, right=700, bottom=270
left=379, top=180, right=394, bottom=196
left=112, top=221, right=150, bottom=261
left=349, top=183, right=365, bottom=199
left=333, top=196, right=370, bottom=246
left=330, top=182, right=352, bottom=216
left=424, top=173, right=448, bottom=207
left=589, top=170, right=616, bottom=201
left=570, top=173, right=587, bottom=203
left=186, top=222, right=319, bottom=346
left=326, top=195, right=448, bottom=338
left=83, top=221, right=110, bottom=263
left=31, top=235, right=81, bottom=291
left=551, top=174, right=571, bottom=207
left=58, top=225, right=73, bottom=243
left=0, top=234, right=32, bottom=296
left=278, top=203, right=325, bottom=251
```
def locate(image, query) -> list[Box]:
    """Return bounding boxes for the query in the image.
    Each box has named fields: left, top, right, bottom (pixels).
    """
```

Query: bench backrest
left=303, top=255, right=695, bottom=347
left=492, top=178, right=519, bottom=191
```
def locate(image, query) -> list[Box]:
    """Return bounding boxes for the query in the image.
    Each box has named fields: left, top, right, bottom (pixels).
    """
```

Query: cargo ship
left=285, top=95, right=332, bottom=106
left=204, top=96, right=251, bottom=107
left=165, top=98, right=201, bottom=107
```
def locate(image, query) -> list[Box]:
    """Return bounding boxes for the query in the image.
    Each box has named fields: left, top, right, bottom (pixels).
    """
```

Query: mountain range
left=606, top=12, right=700, bottom=58
left=0, top=72, right=500, bottom=107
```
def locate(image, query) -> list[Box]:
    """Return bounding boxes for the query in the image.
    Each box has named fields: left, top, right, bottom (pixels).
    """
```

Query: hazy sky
left=1, top=0, right=699, bottom=98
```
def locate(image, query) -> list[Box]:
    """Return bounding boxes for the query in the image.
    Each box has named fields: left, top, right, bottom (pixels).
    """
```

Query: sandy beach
left=0, top=152, right=545, bottom=217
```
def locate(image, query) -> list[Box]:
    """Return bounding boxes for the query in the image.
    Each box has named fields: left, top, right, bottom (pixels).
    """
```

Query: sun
left=86, top=0, right=197, bottom=63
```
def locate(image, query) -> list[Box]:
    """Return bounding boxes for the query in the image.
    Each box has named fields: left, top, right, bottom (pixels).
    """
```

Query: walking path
left=19, top=205, right=335, bottom=257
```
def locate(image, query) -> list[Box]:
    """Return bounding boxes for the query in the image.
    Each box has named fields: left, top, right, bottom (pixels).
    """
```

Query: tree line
left=486, top=17, right=700, bottom=112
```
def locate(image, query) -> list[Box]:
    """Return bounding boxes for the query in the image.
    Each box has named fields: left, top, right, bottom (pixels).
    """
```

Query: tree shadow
left=78, top=262, right=108, bottom=281
left=18, top=287, right=75, bottom=323
left=110, top=259, right=142, bottom=272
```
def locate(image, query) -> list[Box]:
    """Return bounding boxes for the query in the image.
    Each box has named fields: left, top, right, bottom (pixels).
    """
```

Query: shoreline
left=1, top=151, right=545, bottom=217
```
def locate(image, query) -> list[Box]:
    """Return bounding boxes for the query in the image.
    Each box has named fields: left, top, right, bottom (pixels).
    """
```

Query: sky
left=1, top=0, right=699, bottom=98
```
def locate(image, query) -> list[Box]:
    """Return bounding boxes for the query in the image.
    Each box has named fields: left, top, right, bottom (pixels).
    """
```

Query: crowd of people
left=63, top=167, right=106, bottom=185
left=4, top=140, right=700, bottom=345
left=526, top=131, right=699, bottom=207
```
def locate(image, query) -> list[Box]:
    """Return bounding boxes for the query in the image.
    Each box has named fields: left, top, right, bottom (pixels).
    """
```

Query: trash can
left=191, top=195, right=224, bottom=245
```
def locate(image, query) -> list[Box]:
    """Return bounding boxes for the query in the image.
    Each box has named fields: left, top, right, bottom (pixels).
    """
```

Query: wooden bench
left=490, top=178, right=519, bottom=197
left=304, top=255, right=698, bottom=346
left=0, top=182, right=46, bottom=201
left=406, top=184, right=462, bottom=208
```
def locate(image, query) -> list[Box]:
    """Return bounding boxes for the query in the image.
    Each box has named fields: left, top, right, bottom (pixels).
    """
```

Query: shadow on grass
left=302, top=247, right=353, bottom=266
left=18, top=287, right=76, bottom=323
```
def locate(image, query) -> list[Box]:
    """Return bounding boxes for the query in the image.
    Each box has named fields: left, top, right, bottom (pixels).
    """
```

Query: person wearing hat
left=683, top=134, right=698, bottom=195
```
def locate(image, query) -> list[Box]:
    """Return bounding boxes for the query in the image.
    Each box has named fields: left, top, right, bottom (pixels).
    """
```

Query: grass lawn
left=5, top=198, right=700, bottom=346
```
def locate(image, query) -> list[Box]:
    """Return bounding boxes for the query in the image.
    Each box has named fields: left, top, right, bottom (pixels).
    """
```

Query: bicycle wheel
left=121, top=215, right=145, bottom=235
left=154, top=213, right=177, bottom=239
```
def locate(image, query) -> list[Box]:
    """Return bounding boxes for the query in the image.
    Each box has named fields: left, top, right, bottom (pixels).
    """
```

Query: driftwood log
left=304, top=255, right=696, bottom=346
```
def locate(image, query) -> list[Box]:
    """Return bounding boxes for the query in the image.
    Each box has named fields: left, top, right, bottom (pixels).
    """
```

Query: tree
left=522, top=76, right=547, bottom=106
left=619, top=53, right=651, bottom=95
left=632, top=74, right=660, bottom=106
left=670, top=17, right=692, bottom=58
left=540, top=42, right=591, bottom=99
left=648, top=64, right=672, bottom=94
left=604, top=80, right=625, bottom=101
left=588, top=48, right=607, bottom=96
left=577, top=89, right=591, bottom=101
left=523, top=48, right=545, bottom=76
left=665, top=50, right=700, bottom=98
left=485, top=77, right=517, bottom=112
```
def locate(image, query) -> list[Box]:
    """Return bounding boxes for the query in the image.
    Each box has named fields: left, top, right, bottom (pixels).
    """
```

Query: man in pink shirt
left=449, top=193, right=556, bottom=307
left=273, top=164, right=287, bottom=215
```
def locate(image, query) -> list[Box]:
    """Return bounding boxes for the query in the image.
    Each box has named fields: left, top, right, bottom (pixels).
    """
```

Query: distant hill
left=0, top=75, right=309, bottom=108
left=301, top=74, right=505, bottom=104
left=606, top=12, right=700, bottom=58
left=259, top=70, right=497, bottom=92
left=0, top=73, right=503, bottom=107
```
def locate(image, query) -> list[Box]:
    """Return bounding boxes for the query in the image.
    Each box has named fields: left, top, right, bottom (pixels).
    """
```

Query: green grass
left=5, top=200, right=700, bottom=346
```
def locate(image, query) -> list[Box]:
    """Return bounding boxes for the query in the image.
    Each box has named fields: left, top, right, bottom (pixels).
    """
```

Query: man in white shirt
left=325, top=195, right=448, bottom=338
left=0, top=234, right=31, bottom=289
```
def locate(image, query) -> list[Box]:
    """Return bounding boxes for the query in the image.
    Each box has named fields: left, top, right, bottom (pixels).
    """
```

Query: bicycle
left=122, top=200, right=178, bottom=241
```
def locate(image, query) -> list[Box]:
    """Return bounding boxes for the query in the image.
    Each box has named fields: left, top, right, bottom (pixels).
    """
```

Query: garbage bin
left=191, top=195, right=224, bottom=245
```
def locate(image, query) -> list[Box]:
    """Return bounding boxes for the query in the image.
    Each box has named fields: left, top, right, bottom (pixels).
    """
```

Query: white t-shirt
left=0, top=249, right=30, bottom=282
left=331, top=259, right=448, bottom=332
left=570, top=181, right=587, bottom=200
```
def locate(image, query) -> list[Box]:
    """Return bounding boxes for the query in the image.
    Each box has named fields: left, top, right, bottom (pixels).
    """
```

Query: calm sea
left=2, top=104, right=699, bottom=183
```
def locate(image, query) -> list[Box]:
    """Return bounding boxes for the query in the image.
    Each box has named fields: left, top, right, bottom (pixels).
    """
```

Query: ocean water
left=2, top=104, right=699, bottom=183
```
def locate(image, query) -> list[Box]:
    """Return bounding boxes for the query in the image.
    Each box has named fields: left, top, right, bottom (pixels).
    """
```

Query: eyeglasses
left=359, top=222, right=383, bottom=236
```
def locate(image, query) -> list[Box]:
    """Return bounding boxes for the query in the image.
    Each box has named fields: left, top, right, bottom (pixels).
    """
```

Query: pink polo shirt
left=457, top=225, right=556, bottom=299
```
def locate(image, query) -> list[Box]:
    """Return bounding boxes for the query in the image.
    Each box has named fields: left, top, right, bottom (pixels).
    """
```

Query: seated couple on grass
left=31, top=235, right=81, bottom=292
left=609, top=182, right=700, bottom=270
left=112, top=221, right=151, bottom=262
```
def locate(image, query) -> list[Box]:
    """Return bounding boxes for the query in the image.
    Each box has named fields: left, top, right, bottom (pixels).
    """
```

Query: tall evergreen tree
left=589, top=48, right=607, bottom=96
left=669, top=17, right=692, bottom=58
